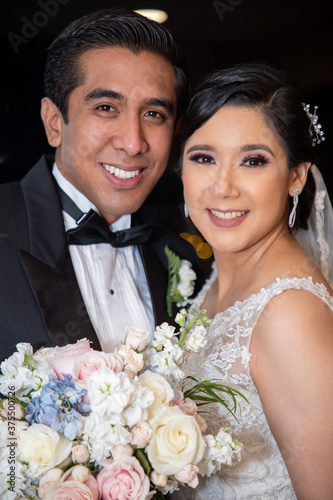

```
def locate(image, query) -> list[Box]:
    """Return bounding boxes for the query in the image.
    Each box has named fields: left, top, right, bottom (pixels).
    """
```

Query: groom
left=0, top=9, right=204, bottom=362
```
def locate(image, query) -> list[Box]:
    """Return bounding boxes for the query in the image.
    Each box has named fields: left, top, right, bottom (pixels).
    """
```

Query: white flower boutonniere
left=165, top=245, right=197, bottom=316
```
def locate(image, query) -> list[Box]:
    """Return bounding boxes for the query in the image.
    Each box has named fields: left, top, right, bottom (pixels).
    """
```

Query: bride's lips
left=101, top=162, right=145, bottom=187
left=208, top=208, right=249, bottom=228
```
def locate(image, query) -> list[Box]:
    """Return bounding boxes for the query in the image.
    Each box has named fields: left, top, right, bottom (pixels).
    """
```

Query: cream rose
left=147, top=406, right=206, bottom=475
left=17, top=424, right=72, bottom=476
left=124, top=325, right=150, bottom=351
left=139, top=370, right=174, bottom=419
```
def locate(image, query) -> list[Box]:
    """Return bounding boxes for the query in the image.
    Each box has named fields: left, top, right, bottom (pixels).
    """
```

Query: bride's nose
left=212, top=167, right=238, bottom=198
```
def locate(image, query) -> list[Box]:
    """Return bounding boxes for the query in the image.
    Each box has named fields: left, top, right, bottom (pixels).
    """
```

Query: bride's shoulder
left=252, top=277, right=333, bottom=353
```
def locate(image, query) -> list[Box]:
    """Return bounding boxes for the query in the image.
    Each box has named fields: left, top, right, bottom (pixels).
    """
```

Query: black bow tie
left=57, top=185, right=154, bottom=248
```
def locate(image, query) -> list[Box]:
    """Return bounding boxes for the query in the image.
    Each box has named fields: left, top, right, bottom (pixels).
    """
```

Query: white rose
left=131, top=422, right=153, bottom=448
left=185, top=325, right=207, bottom=352
left=17, top=423, right=72, bottom=476
left=139, top=370, right=174, bottom=419
left=147, top=406, right=206, bottom=475
left=116, top=345, right=144, bottom=375
left=124, top=325, right=150, bottom=351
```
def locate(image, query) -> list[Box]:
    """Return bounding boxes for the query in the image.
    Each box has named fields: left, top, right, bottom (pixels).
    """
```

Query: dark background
left=1, top=0, right=333, bottom=196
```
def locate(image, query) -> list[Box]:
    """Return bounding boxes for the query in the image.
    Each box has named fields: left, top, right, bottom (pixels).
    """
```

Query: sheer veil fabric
left=294, top=164, right=333, bottom=288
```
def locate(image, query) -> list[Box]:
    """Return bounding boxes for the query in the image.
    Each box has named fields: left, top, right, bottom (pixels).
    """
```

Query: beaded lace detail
left=173, top=265, right=333, bottom=500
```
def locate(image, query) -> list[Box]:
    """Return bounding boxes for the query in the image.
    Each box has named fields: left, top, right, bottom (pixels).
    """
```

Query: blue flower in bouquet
left=25, top=374, right=89, bottom=440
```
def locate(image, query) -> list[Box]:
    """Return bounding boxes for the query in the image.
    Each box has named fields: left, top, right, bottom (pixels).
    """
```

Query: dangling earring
left=184, top=202, right=189, bottom=218
left=288, top=187, right=300, bottom=228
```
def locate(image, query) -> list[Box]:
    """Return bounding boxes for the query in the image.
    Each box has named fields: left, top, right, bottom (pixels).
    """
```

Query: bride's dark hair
left=178, top=62, right=316, bottom=231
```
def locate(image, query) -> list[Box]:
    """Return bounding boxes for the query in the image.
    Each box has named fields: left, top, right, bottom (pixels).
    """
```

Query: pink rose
left=172, top=398, right=207, bottom=432
left=47, top=339, right=92, bottom=380
left=172, top=397, right=198, bottom=415
left=57, top=466, right=99, bottom=500
left=175, top=464, right=199, bottom=488
left=97, top=457, right=150, bottom=500
left=38, top=468, right=63, bottom=497
left=41, top=481, right=98, bottom=500
left=150, top=470, right=168, bottom=488
left=72, top=444, right=90, bottom=464
left=116, top=345, right=144, bottom=375
left=131, top=422, right=152, bottom=448
left=73, top=351, right=124, bottom=382
left=124, top=325, right=150, bottom=351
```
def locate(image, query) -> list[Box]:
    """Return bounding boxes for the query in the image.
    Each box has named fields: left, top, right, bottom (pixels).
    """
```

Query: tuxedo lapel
left=20, top=156, right=101, bottom=350
left=139, top=239, right=171, bottom=326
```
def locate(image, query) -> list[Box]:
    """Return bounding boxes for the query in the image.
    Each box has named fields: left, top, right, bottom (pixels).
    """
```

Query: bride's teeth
left=103, top=164, right=140, bottom=179
left=211, top=210, right=246, bottom=220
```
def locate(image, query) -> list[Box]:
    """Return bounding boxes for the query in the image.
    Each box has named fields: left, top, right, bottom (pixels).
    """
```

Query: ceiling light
left=134, top=9, right=168, bottom=23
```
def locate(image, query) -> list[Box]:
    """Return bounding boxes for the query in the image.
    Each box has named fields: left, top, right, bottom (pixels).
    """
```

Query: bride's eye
left=241, top=154, right=269, bottom=167
left=187, top=153, right=215, bottom=164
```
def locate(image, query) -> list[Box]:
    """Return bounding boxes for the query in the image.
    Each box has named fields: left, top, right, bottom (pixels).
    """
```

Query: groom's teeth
left=210, top=210, right=246, bottom=220
left=103, top=164, right=140, bottom=179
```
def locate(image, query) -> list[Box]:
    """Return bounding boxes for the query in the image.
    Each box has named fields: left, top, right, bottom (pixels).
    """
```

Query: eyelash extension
left=187, top=152, right=214, bottom=163
left=241, top=153, right=270, bottom=166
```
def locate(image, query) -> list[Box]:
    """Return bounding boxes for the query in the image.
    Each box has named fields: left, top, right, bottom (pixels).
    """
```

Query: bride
left=176, top=63, right=333, bottom=499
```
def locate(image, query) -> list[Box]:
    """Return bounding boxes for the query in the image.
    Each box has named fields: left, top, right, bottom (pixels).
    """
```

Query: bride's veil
left=294, top=164, right=333, bottom=288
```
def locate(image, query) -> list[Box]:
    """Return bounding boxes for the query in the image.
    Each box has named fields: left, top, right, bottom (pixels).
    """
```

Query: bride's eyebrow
left=239, top=144, right=275, bottom=157
left=185, top=145, right=215, bottom=155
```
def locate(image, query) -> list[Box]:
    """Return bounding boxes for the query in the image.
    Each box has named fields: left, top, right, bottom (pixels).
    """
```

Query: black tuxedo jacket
left=0, top=156, right=205, bottom=362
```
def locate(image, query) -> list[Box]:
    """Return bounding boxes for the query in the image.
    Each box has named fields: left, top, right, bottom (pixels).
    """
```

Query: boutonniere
left=165, top=245, right=197, bottom=316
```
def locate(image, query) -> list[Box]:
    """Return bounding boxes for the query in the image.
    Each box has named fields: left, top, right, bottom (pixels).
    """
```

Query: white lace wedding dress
left=176, top=265, right=333, bottom=500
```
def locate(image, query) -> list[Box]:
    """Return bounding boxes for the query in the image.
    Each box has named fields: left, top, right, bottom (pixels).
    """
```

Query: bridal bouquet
left=0, top=307, right=244, bottom=500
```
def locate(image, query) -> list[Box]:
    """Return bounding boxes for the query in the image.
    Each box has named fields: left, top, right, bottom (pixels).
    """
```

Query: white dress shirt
left=52, top=164, right=155, bottom=352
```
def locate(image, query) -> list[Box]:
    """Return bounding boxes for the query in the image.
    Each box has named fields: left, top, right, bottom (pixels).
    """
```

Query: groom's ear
left=40, top=97, right=64, bottom=148
left=174, top=117, right=183, bottom=135
left=290, top=161, right=311, bottom=192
